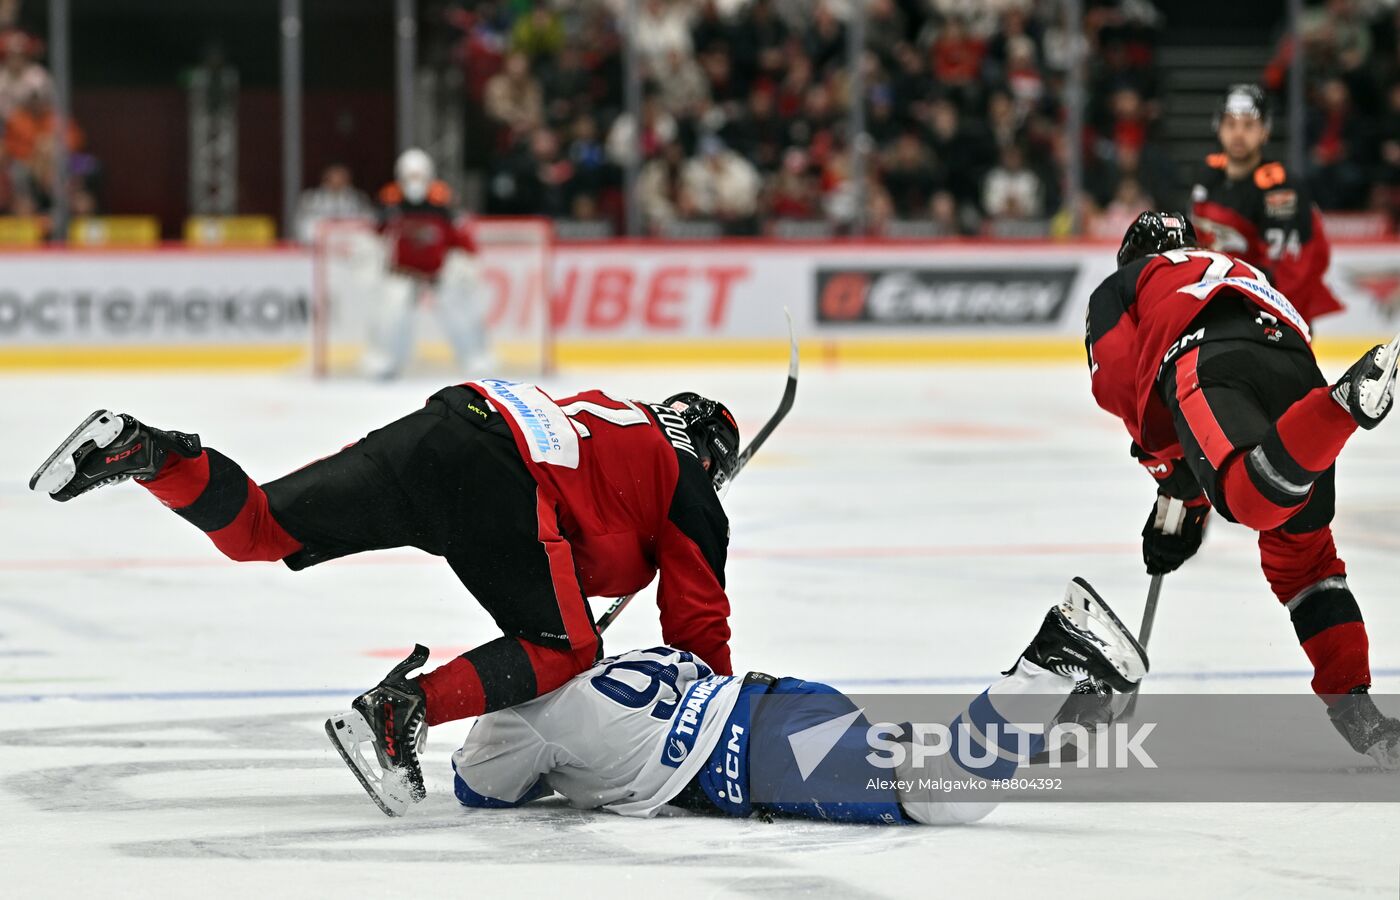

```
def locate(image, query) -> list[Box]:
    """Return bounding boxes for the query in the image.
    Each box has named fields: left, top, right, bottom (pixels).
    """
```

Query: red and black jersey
left=467, top=381, right=733, bottom=675
left=1086, top=248, right=1312, bottom=458
left=377, top=180, right=476, bottom=280
left=1191, top=155, right=1342, bottom=322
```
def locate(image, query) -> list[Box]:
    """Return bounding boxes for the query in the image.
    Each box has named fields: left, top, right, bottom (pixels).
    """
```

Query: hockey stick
left=1118, top=497, right=1184, bottom=721
left=1117, top=574, right=1163, bottom=720
left=596, top=310, right=800, bottom=634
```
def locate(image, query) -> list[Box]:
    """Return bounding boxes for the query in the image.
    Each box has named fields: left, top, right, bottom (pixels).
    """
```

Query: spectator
left=730, top=0, right=789, bottom=90
left=880, top=131, right=942, bottom=217
left=929, top=189, right=963, bottom=234
left=605, top=90, right=678, bottom=167
left=804, top=2, right=846, bottom=73
left=635, top=0, right=694, bottom=74
left=1371, top=79, right=1400, bottom=223
left=682, top=134, right=761, bottom=230
left=1003, top=35, right=1045, bottom=116
left=985, top=89, right=1020, bottom=151
left=510, top=6, right=565, bottom=60
left=691, top=1, right=733, bottom=57
left=766, top=147, right=821, bottom=219
left=541, top=45, right=594, bottom=127
left=294, top=163, right=373, bottom=244
left=484, top=51, right=544, bottom=143
left=924, top=95, right=989, bottom=209
left=982, top=143, right=1043, bottom=219
left=656, top=47, right=710, bottom=116
left=637, top=140, right=692, bottom=229
left=0, top=30, right=47, bottom=123
left=1307, top=77, right=1370, bottom=210
left=929, top=17, right=985, bottom=101
left=722, top=85, right=786, bottom=172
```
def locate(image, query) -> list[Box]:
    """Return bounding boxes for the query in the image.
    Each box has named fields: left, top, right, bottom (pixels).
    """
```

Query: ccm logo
left=105, top=442, right=142, bottom=465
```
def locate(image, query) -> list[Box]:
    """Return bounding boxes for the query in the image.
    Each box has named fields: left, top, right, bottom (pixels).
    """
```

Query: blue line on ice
left=5, top=667, right=1400, bottom=702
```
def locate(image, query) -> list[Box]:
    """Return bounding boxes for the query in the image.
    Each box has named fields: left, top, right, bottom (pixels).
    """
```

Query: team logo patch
left=660, top=676, right=734, bottom=768
left=1264, top=189, right=1297, bottom=219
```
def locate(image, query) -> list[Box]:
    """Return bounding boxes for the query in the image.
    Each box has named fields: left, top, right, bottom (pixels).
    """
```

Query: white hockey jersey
left=451, top=647, right=744, bottom=817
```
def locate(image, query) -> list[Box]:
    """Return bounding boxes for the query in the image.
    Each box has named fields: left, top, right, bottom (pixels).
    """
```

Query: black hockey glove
left=1141, top=494, right=1210, bottom=576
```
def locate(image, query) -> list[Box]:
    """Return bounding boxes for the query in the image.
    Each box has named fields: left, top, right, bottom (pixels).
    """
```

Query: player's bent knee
left=1220, top=454, right=1305, bottom=532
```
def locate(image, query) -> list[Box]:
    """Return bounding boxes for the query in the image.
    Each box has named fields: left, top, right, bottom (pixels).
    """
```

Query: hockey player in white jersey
left=328, top=576, right=1148, bottom=822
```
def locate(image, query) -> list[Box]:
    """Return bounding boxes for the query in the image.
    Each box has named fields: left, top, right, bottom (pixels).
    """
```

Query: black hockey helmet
left=1117, top=210, right=1199, bottom=269
left=663, top=392, right=741, bottom=494
left=1213, top=83, right=1271, bottom=131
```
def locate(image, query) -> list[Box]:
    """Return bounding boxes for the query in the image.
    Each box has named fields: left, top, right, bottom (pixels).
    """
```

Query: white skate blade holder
left=1059, top=578, right=1148, bottom=686
left=325, top=710, right=420, bottom=817
left=1360, top=332, right=1400, bottom=421
left=29, top=410, right=125, bottom=496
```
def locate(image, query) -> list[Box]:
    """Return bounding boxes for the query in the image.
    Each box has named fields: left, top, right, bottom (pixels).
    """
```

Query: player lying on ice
left=30, top=381, right=742, bottom=807
left=326, top=577, right=1148, bottom=820
left=1086, top=210, right=1400, bottom=766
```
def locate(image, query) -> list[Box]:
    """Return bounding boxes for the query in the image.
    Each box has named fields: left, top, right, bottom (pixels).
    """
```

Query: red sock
left=418, top=635, right=598, bottom=725
left=1273, top=386, right=1356, bottom=471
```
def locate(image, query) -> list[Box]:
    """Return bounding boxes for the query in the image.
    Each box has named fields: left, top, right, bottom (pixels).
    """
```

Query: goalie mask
left=1117, top=210, right=1199, bottom=269
left=663, top=392, right=740, bottom=496
left=395, top=147, right=434, bottom=204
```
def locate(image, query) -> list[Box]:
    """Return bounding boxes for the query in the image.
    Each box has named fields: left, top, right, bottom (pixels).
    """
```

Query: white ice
left=2, top=362, right=1400, bottom=899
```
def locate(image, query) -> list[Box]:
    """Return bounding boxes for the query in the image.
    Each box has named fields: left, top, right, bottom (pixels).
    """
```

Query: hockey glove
left=1141, top=494, right=1210, bottom=576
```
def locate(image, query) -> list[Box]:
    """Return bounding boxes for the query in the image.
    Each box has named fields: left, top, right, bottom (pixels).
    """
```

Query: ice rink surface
left=3, top=361, right=1400, bottom=898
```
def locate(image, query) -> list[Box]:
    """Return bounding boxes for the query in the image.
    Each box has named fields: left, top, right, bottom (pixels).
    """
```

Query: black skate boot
left=1014, top=577, right=1149, bottom=694
left=1327, top=687, right=1400, bottom=770
left=29, top=410, right=201, bottom=502
left=326, top=644, right=430, bottom=817
left=1331, top=333, right=1400, bottom=429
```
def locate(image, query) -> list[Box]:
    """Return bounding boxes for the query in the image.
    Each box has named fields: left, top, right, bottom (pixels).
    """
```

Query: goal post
left=311, top=215, right=556, bottom=378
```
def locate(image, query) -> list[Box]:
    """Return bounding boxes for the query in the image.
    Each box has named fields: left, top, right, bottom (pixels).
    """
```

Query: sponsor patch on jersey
left=661, top=675, right=735, bottom=768
left=473, top=379, right=579, bottom=468
left=1264, top=189, right=1297, bottom=219
left=1179, top=277, right=1310, bottom=342
left=1160, top=216, right=1183, bottom=230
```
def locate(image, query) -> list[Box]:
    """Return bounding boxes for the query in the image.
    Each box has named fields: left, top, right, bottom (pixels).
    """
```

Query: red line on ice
left=0, top=542, right=1137, bottom=572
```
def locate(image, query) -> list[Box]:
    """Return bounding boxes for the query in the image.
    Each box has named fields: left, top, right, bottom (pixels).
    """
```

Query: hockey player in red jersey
left=1087, top=210, right=1400, bottom=767
left=1191, top=84, right=1342, bottom=324
left=366, top=148, right=487, bottom=379
left=30, top=381, right=741, bottom=804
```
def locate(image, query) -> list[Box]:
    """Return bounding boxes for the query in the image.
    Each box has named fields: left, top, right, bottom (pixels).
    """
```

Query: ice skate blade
left=28, top=410, right=124, bottom=497
left=325, top=710, right=417, bottom=817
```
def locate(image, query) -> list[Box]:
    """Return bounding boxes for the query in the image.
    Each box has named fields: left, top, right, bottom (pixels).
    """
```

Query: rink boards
left=2, top=241, right=1400, bottom=369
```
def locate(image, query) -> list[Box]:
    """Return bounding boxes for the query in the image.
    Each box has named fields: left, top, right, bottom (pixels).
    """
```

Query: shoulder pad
left=1254, top=161, right=1288, bottom=190
left=427, top=180, right=453, bottom=206
left=1206, top=153, right=1228, bottom=170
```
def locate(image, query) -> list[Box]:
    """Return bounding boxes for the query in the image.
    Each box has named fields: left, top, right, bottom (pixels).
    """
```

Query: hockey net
left=311, top=216, right=555, bottom=378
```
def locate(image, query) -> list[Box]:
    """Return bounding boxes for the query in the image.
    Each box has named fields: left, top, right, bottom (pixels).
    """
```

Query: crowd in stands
left=444, top=0, right=1166, bottom=236
left=1262, top=0, right=1400, bottom=229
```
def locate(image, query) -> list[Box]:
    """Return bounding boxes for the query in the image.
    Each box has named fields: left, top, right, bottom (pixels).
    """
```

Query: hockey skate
left=1015, top=577, right=1149, bottom=694
left=1331, top=332, right=1400, bottom=429
left=1327, top=688, right=1400, bottom=770
left=29, top=410, right=201, bottom=502
left=326, top=644, right=430, bottom=817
